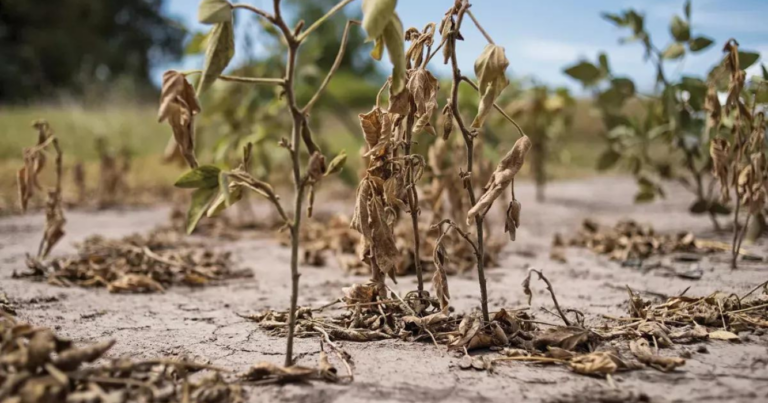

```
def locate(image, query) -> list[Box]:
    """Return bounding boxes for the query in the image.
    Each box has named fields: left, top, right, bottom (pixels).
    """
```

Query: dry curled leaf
left=471, top=44, right=510, bottom=129
left=710, top=137, right=731, bottom=203
left=504, top=199, right=521, bottom=241
left=441, top=104, right=454, bottom=140
left=158, top=70, right=202, bottom=168
left=467, top=136, right=531, bottom=225
left=407, top=68, right=439, bottom=135
left=629, top=338, right=685, bottom=372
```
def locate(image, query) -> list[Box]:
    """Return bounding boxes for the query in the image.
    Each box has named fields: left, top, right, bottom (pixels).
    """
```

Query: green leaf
left=325, top=150, right=347, bottom=176
left=662, top=43, right=685, bottom=60
left=198, top=0, right=232, bottom=24
left=738, top=51, right=760, bottom=70
left=709, top=202, right=731, bottom=216
left=598, top=53, right=610, bottom=75
left=688, top=36, right=713, bottom=52
left=186, top=187, right=218, bottom=234
left=199, top=21, right=235, bottom=93
left=174, top=165, right=221, bottom=188
left=684, top=0, right=691, bottom=20
left=601, top=12, right=626, bottom=26
left=689, top=199, right=707, bottom=214
left=762, top=64, right=768, bottom=81
left=185, top=32, right=208, bottom=55
left=634, top=188, right=655, bottom=203
left=670, top=16, right=690, bottom=42
left=611, top=77, right=635, bottom=97
left=597, top=148, right=621, bottom=171
left=563, top=61, right=601, bottom=85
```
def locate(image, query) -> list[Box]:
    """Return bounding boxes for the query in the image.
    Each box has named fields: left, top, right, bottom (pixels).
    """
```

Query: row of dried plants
left=0, top=312, right=351, bottom=402
left=708, top=40, right=768, bottom=268
left=565, top=1, right=767, bottom=232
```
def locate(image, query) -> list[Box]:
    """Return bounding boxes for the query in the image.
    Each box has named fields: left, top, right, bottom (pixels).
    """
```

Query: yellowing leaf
left=199, top=21, right=235, bottom=93
left=471, top=44, right=509, bottom=128
left=382, top=15, right=406, bottom=95
left=198, top=0, right=232, bottom=24
left=361, top=0, right=397, bottom=41
left=325, top=150, right=347, bottom=176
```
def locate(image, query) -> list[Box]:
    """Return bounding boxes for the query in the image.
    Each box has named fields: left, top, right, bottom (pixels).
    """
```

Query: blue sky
left=160, top=0, right=768, bottom=92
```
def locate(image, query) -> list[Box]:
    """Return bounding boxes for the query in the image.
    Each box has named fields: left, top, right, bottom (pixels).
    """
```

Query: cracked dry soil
left=1, top=177, right=767, bottom=403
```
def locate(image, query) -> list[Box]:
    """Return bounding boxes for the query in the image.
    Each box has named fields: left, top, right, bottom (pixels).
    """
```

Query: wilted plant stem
left=403, top=112, right=424, bottom=293
left=448, top=2, right=489, bottom=323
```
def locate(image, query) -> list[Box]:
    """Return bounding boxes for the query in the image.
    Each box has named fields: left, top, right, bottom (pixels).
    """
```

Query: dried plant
left=17, top=227, right=249, bottom=293
left=557, top=218, right=730, bottom=265
left=564, top=1, right=764, bottom=231
left=345, top=0, right=529, bottom=324
left=708, top=39, right=768, bottom=268
left=95, top=138, right=131, bottom=209
left=17, top=120, right=66, bottom=259
left=506, top=85, right=575, bottom=202
left=0, top=313, right=245, bottom=402
left=162, top=0, right=362, bottom=367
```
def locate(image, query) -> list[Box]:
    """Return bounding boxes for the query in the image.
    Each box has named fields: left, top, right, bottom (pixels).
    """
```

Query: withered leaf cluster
left=159, top=71, right=202, bottom=169
left=467, top=136, right=531, bottom=231
left=0, top=314, right=244, bottom=403
left=556, top=219, right=726, bottom=263
left=17, top=228, right=249, bottom=293
left=17, top=120, right=66, bottom=259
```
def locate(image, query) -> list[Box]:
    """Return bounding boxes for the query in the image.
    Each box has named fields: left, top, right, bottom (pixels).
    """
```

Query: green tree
left=0, top=0, right=185, bottom=102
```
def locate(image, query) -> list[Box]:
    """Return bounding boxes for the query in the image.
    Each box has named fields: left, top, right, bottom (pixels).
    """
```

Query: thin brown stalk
left=466, top=10, right=494, bottom=45
left=303, top=20, right=361, bottom=114
left=231, top=3, right=273, bottom=21
left=447, top=0, right=489, bottom=322
left=527, top=268, right=571, bottom=327
left=459, top=76, right=524, bottom=137
left=296, top=0, right=355, bottom=42
left=403, top=111, right=424, bottom=293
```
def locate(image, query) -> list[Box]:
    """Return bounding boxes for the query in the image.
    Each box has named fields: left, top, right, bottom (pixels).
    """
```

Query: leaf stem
left=302, top=20, right=361, bottom=114
left=459, top=76, right=524, bottom=137
left=466, top=9, right=494, bottom=45
left=296, top=0, right=356, bottom=43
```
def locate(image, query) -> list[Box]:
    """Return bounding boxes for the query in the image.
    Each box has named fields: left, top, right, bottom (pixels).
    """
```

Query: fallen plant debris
left=15, top=227, right=250, bottom=293
left=0, top=294, right=16, bottom=316
left=0, top=313, right=245, bottom=403
left=554, top=218, right=738, bottom=264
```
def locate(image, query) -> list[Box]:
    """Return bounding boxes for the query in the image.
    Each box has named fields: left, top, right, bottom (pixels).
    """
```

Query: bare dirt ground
left=1, top=176, right=767, bottom=403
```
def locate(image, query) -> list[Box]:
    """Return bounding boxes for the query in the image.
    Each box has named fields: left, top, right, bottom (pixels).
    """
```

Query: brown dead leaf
left=629, top=338, right=685, bottom=372
left=158, top=70, right=202, bottom=168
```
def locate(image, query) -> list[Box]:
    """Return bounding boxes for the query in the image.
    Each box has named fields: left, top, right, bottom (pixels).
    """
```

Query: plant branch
left=431, top=219, right=480, bottom=257
left=524, top=268, right=571, bottom=327
left=231, top=3, right=273, bottom=21
left=448, top=0, right=489, bottom=323
left=404, top=111, right=424, bottom=293
left=182, top=71, right=285, bottom=86
left=296, top=0, right=356, bottom=43
left=302, top=20, right=361, bottom=114
left=460, top=76, right=524, bottom=137
left=466, top=9, right=494, bottom=44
